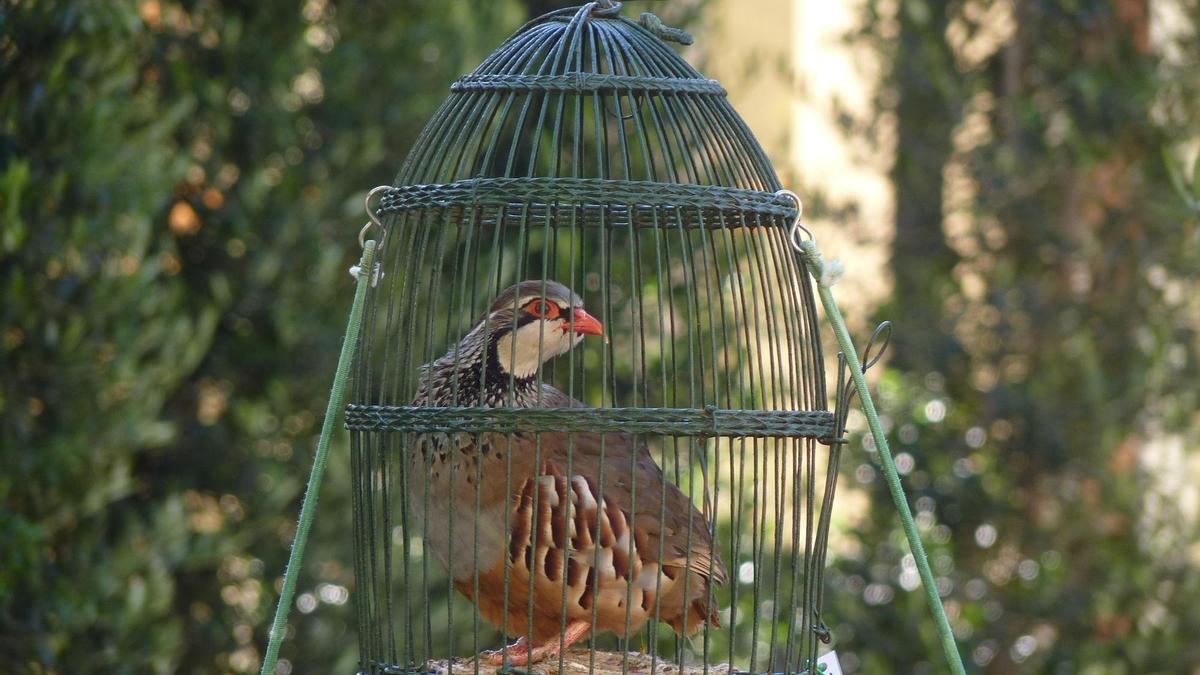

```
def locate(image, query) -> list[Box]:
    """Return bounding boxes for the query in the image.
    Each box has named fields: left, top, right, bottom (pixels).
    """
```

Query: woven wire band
left=376, top=178, right=798, bottom=229
left=450, top=73, right=726, bottom=96
left=344, top=404, right=835, bottom=439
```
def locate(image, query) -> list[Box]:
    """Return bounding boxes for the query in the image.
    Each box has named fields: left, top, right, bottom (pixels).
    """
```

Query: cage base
left=412, top=649, right=736, bottom=675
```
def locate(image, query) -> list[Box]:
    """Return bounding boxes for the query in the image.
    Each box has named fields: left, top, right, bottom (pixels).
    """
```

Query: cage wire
left=346, top=4, right=851, bottom=674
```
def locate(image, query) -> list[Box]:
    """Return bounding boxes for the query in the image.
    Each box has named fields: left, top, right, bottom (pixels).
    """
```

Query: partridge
left=408, top=280, right=726, bottom=666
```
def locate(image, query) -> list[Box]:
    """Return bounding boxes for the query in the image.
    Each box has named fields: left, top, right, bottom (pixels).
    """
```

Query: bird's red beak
left=569, top=308, right=604, bottom=337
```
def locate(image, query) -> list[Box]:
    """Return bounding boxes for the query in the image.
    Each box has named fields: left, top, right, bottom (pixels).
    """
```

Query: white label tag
left=816, top=651, right=844, bottom=675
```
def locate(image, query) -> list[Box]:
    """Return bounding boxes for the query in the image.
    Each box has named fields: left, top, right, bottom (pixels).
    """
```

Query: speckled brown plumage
left=408, top=281, right=725, bottom=665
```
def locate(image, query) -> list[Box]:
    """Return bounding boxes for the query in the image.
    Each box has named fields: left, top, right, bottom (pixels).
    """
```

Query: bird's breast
left=407, top=432, right=520, bottom=581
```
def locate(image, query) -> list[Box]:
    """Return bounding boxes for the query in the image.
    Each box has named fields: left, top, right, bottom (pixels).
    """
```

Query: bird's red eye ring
left=524, top=300, right=560, bottom=319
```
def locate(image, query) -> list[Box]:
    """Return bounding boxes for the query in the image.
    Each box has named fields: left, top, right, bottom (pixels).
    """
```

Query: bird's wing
left=537, top=382, right=587, bottom=408
left=511, top=384, right=724, bottom=584
left=536, top=429, right=727, bottom=585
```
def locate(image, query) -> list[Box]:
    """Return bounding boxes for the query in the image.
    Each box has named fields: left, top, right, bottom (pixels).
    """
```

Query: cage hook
left=775, top=188, right=812, bottom=252
left=358, top=185, right=391, bottom=252
left=830, top=320, right=893, bottom=440
left=351, top=185, right=390, bottom=285
left=861, top=320, right=893, bottom=373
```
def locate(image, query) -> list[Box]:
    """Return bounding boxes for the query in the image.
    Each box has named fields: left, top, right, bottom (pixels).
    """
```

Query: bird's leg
left=481, top=635, right=530, bottom=666
left=503, top=620, right=592, bottom=666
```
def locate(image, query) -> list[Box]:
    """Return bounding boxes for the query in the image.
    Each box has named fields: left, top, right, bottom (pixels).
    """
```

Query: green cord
left=799, top=239, right=967, bottom=675
left=260, top=240, right=377, bottom=675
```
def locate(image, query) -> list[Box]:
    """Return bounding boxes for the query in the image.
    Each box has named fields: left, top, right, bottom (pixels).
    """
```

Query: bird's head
left=482, top=280, right=604, bottom=380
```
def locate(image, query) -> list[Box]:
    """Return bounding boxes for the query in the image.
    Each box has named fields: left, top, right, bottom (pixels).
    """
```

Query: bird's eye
left=524, top=300, right=559, bottom=318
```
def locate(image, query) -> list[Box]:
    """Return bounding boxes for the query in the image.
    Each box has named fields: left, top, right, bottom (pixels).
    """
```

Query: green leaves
left=2, top=0, right=522, bottom=671
left=1163, top=146, right=1200, bottom=216
left=0, top=160, right=31, bottom=253
left=838, top=0, right=1200, bottom=670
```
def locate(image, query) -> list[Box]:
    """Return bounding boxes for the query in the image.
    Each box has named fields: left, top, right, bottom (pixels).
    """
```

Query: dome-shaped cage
left=347, top=5, right=846, bottom=674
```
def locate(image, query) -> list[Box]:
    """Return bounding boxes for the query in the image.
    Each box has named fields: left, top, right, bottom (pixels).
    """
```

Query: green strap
left=799, top=239, right=967, bottom=675
left=260, top=240, right=377, bottom=675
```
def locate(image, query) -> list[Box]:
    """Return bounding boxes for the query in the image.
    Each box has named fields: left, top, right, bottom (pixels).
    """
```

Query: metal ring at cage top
left=776, top=189, right=812, bottom=252
left=358, top=185, right=391, bottom=252
left=591, top=0, right=623, bottom=17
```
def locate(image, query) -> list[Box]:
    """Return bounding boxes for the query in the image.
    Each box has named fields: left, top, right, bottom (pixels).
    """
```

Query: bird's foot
left=482, top=621, right=591, bottom=666
left=482, top=636, right=529, bottom=666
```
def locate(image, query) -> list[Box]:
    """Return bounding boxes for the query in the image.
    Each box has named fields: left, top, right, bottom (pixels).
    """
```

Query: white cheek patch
left=495, top=319, right=575, bottom=378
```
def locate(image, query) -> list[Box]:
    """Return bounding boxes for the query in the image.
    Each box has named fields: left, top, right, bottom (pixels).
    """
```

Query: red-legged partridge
left=409, top=280, right=726, bottom=665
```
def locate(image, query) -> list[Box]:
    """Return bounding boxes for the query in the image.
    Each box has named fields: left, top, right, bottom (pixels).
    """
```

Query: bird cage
left=346, top=4, right=849, bottom=674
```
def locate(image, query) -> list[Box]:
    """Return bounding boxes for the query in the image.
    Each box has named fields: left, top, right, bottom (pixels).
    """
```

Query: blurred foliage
left=828, top=0, right=1200, bottom=672
left=6, top=0, right=1200, bottom=674
left=1, top=0, right=522, bottom=672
